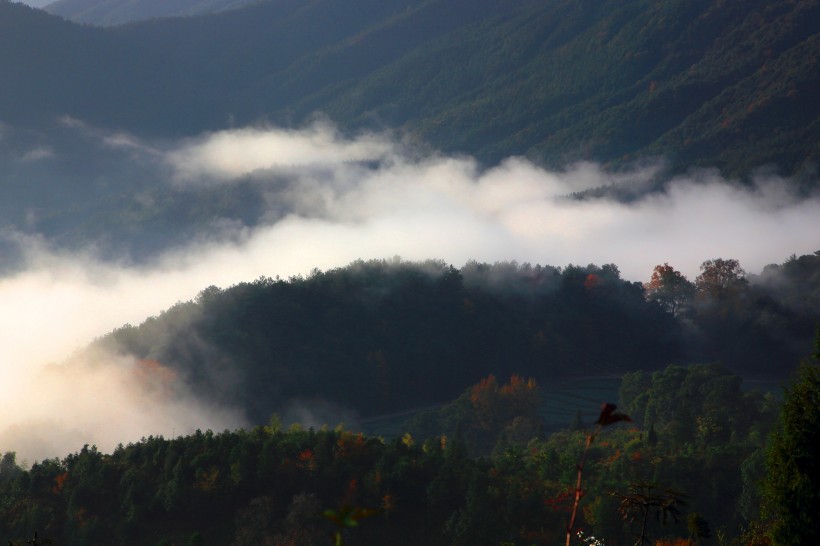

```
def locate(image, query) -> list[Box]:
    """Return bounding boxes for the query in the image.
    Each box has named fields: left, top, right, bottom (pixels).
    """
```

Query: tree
left=565, top=403, right=632, bottom=546
left=611, top=482, right=686, bottom=546
left=644, top=263, right=695, bottom=316
left=763, top=362, right=820, bottom=546
left=694, top=258, right=748, bottom=317
left=0, top=452, right=22, bottom=482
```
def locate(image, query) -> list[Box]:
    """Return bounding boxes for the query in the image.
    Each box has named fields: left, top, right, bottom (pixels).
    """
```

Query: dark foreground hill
left=2, top=0, right=818, bottom=176
left=97, top=254, right=819, bottom=425
left=0, top=362, right=796, bottom=545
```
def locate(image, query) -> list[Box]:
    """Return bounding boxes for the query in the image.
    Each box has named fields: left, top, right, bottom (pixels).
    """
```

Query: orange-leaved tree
left=644, top=264, right=694, bottom=317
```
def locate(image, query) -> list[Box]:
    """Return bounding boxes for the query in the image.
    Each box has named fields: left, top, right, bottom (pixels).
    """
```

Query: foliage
left=323, top=506, right=379, bottom=546
left=643, top=254, right=820, bottom=375
left=619, top=362, right=774, bottom=447
left=695, top=258, right=748, bottom=319
left=644, top=264, right=695, bottom=317
left=611, top=482, right=686, bottom=546
left=404, top=374, right=544, bottom=457
left=88, top=254, right=820, bottom=434
left=98, top=259, right=682, bottom=424
left=1, top=0, right=817, bottom=178
left=566, top=404, right=633, bottom=546
left=763, top=362, right=820, bottom=546
left=0, top=364, right=788, bottom=545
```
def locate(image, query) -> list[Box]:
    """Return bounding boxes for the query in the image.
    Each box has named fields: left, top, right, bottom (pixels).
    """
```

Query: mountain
left=44, top=0, right=259, bottom=26
left=2, top=0, right=818, bottom=177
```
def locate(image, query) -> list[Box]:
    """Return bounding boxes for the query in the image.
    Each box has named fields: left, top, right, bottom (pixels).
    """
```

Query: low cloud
left=0, top=349, right=245, bottom=463
left=162, top=124, right=818, bottom=281
left=0, top=121, right=818, bottom=461
left=166, top=120, right=396, bottom=183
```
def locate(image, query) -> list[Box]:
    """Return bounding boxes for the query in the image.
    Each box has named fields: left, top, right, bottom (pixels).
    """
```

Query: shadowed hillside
left=2, top=0, right=818, bottom=177
left=95, top=255, right=819, bottom=425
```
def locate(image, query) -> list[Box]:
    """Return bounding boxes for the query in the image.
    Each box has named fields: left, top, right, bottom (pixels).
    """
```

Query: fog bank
left=1, top=121, right=818, bottom=461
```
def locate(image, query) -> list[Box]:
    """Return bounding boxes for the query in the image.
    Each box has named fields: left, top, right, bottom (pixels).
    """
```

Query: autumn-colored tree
left=499, top=374, right=541, bottom=419
left=644, top=264, right=695, bottom=316
left=694, top=258, right=748, bottom=317
left=469, top=374, right=540, bottom=433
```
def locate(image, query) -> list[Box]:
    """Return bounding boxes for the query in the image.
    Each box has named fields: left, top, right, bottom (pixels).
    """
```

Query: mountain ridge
left=2, top=0, right=818, bottom=176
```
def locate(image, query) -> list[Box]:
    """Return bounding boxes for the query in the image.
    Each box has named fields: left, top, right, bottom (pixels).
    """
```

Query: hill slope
left=2, top=0, right=818, bottom=176
left=95, top=256, right=818, bottom=425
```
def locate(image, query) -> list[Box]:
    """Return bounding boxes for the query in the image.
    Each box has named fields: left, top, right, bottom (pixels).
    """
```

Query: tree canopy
left=764, top=362, right=820, bottom=546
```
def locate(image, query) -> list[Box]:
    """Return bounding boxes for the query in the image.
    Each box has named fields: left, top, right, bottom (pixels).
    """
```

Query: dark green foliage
left=0, top=364, right=786, bottom=545
left=763, top=362, right=820, bottom=546
left=0, top=453, right=23, bottom=483
left=0, top=424, right=539, bottom=545
left=88, top=254, right=820, bottom=431
left=618, top=363, right=768, bottom=447
left=1, top=0, right=817, bottom=177
left=608, top=363, right=781, bottom=541
left=97, top=259, right=681, bottom=424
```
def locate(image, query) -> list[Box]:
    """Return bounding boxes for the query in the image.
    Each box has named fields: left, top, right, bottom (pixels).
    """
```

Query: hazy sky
left=1, top=120, right=818, bottom=462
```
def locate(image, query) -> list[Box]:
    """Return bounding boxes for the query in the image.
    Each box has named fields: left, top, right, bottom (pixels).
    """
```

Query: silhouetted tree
left=611, top=482, right=686, bottom=546
left=695, top=258, right=748, bottom=318
left=645, top=263, right=695, bottom=316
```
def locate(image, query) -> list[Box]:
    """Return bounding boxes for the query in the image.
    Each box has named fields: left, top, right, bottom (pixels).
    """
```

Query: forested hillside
left=96, top=254, right=819, bottom=426
left=0, top=361, right=809, bottom=545
left=0, top=254, right=813, bottom=543
left=2, top=0, right=818, bottom=176
left=2, top=0, right=818, bottom=543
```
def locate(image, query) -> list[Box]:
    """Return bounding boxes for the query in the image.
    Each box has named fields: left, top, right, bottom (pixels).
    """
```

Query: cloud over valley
left=0, top=119, right=818, bottom=461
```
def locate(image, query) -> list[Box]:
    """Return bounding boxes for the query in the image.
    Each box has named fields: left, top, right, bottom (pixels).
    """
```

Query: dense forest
left=0, top=254, right=817, bottom=544
left=2, top=0, right=818, bottom=272
left=96, top=253, right=819, bottom=425
left=1, top=0, right=819, bottom=543
left=0, top=359, right=816, bottom=545
left=1, top=0, right=818, bottom=176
